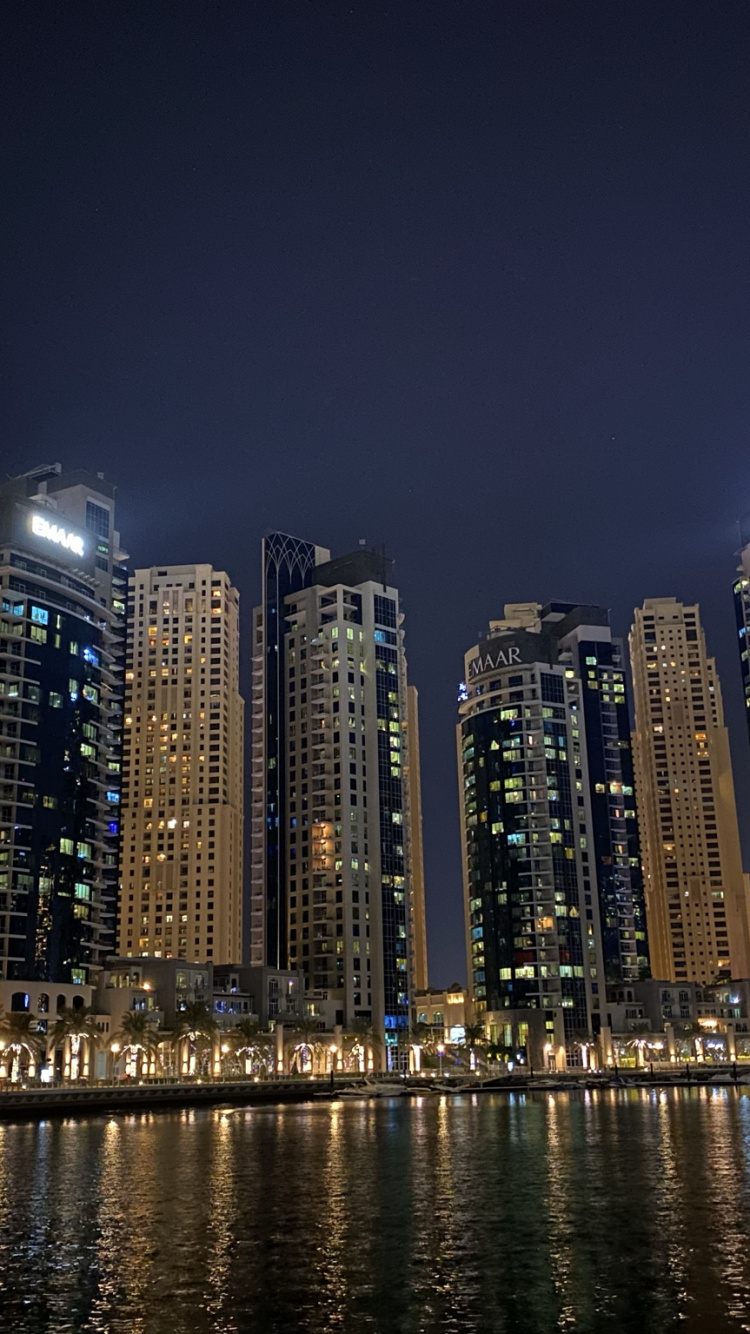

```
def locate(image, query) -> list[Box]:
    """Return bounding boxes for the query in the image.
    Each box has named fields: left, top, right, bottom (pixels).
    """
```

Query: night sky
left=5, top=3, right=750, bottom=987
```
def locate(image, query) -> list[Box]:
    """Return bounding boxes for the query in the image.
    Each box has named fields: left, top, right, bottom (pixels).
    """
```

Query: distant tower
left=250, top=533, right=328, bottom=969
left=733, top=515, right=750, bottom=743
left=630, top=598, right=750, bottom=984
left=406, top=685, right=428, bottom=990
left=118, top=565, right=243, bottom=964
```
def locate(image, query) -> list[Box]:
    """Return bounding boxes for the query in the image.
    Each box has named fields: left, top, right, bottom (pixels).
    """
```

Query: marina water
left=1, top=1087, right=750, bottom=1334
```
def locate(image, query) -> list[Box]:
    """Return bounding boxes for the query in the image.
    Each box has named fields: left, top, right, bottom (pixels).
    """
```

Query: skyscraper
left=251, top=536, right=425, bottom=1065
left=539, top=603, right=649, bottom=984
left=118, top=565, right=243, bottom=964
left=458, top=607, right=606, bottom=1057
left=630, top=597, right=750, bottom=984
left=406, top=685, right=429, bottom=990
left=250, top=533, right=329, bottom=969
left=0, top=464, right=126, bottom=983
left=733, top=521, right=750, bottom=742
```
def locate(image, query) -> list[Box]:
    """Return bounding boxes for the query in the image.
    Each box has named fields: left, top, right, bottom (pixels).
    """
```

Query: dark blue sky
left=5, top=2, right=750, bottom=985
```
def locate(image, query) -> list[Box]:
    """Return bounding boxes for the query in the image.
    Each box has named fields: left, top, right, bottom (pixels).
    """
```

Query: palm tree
left=410, top=1020, right=434, bottom=1050
left=171, top=1001, right=218, bottom=1076
left=52, top=1006, right=101, bottom=1081
left=112, top=1010, right=160, bottom=1078
left=485, top=1040, right=512, bottom=1068
left=462, top=1022, right=486, bottom=1070
left=290, top=1014, right=323, bottom=1075
left=228, top=1019, right=273, bottom=1077
left=345, top=1017, right=383, bottom=1074
left=0, top=1011, right=43, bottom=1081
left=405, top=1020, right=435, bottom=1074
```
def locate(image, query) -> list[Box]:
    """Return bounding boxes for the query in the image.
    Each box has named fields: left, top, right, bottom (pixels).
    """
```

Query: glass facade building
left=539, top=603, right=649, bottom=984
left=0, top=466, right=126, bottom=984
left=458, top=609, right=606, bottom=1055
left=250, top=533, right=328, bottom=969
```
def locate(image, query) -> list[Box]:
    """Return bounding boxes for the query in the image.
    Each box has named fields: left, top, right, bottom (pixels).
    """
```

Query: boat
left=432, top=1079, right=475, bottom=1095
left=362, top=1079, right=407, bottom=1098
left=330, top=1078, right=407, bottom=1099
left=433, top=1075, right=505, bottom=1094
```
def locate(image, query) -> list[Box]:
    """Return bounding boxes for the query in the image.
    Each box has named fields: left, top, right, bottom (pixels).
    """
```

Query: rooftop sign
left=31, top=512, right=85, bottom=559
left=467, top=632, right=558, bottom=680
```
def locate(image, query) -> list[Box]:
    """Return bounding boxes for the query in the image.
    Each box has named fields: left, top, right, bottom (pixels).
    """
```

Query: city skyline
left=6, top=458, right=750, bottom=992
left=6, top=7, right=750, bottom=1328
left=7, top=4, right=750, bottom=988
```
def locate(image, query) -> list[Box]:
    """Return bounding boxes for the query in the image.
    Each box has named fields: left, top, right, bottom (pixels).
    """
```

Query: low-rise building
left=100, top=957, right=212, bottom=1030
left=415, top=985, right=467, bottom=1043
left=212, top=965, right=306, bottom=1027
left=600, top=977, right=750, bottom=1066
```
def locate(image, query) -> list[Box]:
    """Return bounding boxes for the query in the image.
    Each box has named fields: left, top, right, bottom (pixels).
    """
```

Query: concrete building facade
left=733, top=519, right=750, bottom=743
left=251, top=536, right=426, bottom=1067
left=281, top=548, right=415, bottom=1061
left=118, top=564, right=243, bottom=964
left=630, top=597, right=750, bottom=984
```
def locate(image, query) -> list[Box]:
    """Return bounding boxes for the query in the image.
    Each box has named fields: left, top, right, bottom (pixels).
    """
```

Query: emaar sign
left=30, top=513, right=85, bottom=559
left=468, top=643, right=522, bottom=679
left=467, top=632, right=556, bottom=680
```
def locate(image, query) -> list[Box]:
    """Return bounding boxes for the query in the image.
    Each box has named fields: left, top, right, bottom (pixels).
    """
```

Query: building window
left=86, top=501, right=110, bottom=539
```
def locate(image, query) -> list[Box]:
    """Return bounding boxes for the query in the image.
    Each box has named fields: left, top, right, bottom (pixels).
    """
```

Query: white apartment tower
left=251, top=539, right=423, bottom=1067
left=630, top=597, right=750, bottom=985
left=119, top=565, right=243, bottom=964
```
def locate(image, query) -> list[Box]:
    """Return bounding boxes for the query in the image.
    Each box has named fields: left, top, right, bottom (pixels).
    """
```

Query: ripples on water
left=1, top=1089, right=750, bottom=1334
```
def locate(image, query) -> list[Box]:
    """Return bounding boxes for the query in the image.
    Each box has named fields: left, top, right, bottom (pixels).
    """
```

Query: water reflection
left=1, top=1090, right=750, bottom=1332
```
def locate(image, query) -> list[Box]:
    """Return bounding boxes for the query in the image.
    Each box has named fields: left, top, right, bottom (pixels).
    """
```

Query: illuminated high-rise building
left=733, top=521, right=750, bottom=742
left=539, top=602, right=649, bottom=984
left=251, top=536, right=425, bottom=1065
left=118, top=565, right=243, bottom=964
left=0, top=464, right=126, bottom=983
left=458, top=606, right=606, bottom=1055
left=250, top=533, right=329, bottom=969
left=630, top=598, right=750, bottom=984
left=406, top=685, right=428, bottom=990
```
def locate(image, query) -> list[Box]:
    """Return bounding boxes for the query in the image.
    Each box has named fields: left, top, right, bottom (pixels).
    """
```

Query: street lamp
left=437, top=1043, right=445, bottom=1078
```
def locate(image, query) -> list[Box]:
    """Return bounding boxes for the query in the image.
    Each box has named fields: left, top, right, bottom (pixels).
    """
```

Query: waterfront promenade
left=1, top=1062, right=749, bottom=1118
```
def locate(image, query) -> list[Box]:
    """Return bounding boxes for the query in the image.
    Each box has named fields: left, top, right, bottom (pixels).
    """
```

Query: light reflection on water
left=1, top=1089, right=750, bottom=1333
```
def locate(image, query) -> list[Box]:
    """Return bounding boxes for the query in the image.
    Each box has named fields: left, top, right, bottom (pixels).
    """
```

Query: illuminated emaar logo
left=467, top=644, right=522, bottom=679
left=31, top=513, right=85, bottom=559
